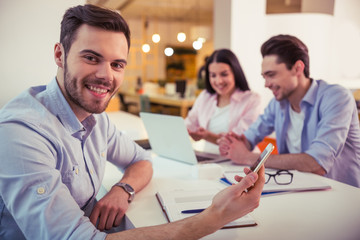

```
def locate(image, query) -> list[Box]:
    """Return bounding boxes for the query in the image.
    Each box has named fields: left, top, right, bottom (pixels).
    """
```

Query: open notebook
left=139, top=112, right=229, bottom=165
left=156, top=188, right=257, bottom=228
left=224, top=168, right=331, bottom=194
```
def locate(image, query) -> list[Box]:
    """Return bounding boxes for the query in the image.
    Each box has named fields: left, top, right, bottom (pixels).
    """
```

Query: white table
left=102, top=155, right=360, bottom=240
left=103, top=111, right=360, bottom=240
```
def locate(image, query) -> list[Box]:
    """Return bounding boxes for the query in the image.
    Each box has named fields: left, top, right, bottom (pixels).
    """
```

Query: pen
left=220, top=177, right=233, bottom=185
left=181, top=209, right=205, bottom=214
left=220, top=178, right=287, bottom=196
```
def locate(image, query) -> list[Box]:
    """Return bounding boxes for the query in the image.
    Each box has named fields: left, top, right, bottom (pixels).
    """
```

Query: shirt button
left=101, top=152, right=106, bottom=157
left=90, top=169, right=93, bottom=174
left=37, top=187, right=45, bottom=195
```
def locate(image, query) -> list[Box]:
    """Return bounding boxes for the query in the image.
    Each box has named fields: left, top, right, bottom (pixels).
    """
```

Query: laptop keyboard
left=196, top=155, right=212, bottom=162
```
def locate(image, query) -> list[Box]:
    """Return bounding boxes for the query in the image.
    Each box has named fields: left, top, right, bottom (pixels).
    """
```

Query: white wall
left=2, top=0, right=359, bottom=109
left=214, top=0, right=360, bottom=110
left=213, top=0, right=231, bottom=49
left=265, top=14, right=334, bottom=82
left=0, top=0, right=84, bottom=108
left=231, top=0, right=267, bottom=108
left=332, top=0, right=360, bottom=88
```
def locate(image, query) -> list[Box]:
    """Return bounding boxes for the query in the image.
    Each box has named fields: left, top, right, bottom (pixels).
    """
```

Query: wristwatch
left=113, top=182, right=135, bottom=203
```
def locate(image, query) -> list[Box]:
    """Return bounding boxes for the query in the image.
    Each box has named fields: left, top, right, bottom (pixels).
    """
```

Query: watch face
left=115, top=183, right=135, bottom=202
left=124, top=184, right=134, bottom=192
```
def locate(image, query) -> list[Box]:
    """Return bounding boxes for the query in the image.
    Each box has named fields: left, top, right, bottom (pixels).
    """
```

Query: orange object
left=257, top=137, right=278, bottom=154
left=137, top=88, right=144, bottom=94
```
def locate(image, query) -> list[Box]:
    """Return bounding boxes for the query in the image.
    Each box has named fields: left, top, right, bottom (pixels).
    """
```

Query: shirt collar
left=301, top=78, right=317, bottom=107
left=46, top=78, right=87, bottom=135
left=279, top=78, right=317, bottom=109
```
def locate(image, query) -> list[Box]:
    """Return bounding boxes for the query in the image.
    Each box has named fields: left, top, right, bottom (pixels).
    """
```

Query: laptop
left=139, top=112, right=229, bottom=165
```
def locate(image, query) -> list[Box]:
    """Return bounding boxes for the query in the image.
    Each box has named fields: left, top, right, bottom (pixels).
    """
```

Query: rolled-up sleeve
left=304, top=87, right=354, bottom=172
left=0, top=123, right=107, bottom=240
left=103, top=113, right=152, bottom=169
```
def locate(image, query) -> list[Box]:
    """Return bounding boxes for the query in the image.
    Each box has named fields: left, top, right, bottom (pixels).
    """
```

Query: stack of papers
left=223, top=169, right=331, bottom=194
left=156, top=188, right=257, bottom=228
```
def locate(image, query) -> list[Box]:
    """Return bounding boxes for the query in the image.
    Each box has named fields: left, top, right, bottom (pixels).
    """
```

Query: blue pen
left=181, top=209, right=205, bottom=214
left=220, top=177, right=233, bottom=185
left=220, top=177, right=285, bottom=196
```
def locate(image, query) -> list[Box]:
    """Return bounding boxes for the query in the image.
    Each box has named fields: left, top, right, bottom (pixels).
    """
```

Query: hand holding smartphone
left=221, top=143, right=274, bottom=190
left=242, top=143, right=274, bottom=192
left=250, top=143, right=274, bottom=173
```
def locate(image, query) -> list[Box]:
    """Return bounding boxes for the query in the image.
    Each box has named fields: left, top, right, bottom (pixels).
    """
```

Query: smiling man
left=0, top=4, right=154, bottom=239
left=218, top=34, right=360, bottom=188
left=56, top=24, right=128, bottom=120
left=0, top=4, right=265, bottom=240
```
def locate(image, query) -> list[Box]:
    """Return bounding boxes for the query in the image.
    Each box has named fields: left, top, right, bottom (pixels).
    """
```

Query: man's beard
left=63, top=62, right=113, bottom=114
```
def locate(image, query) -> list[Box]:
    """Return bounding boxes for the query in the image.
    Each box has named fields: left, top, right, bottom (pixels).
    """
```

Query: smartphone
left=250, top=143, right=274, bottom=173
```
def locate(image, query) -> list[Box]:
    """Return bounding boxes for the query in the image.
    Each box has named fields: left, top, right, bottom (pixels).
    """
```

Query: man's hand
left=89, top=186, right=129, bottom=231
left=206, top=166, right=265, bottom=227
left=105, top=166, right=265, bottom=240
left=218, top=133, right=258, bottom=165
left=91, top=160, right=152, bottom=231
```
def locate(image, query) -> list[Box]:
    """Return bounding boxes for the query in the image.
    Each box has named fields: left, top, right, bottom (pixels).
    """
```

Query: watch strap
left=113, top=182, right=135, bottom=203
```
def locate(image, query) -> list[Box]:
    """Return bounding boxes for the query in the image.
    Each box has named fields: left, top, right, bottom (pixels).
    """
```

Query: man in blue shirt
left=0, top=4, right=265, bottom=239
left=219, top=34, right=360, bottom=188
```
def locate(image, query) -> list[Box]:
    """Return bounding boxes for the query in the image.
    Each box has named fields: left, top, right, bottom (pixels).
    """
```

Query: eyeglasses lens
left=265, top=170, right=293, bottom=185
left=275, top=172, right=292, bottom=185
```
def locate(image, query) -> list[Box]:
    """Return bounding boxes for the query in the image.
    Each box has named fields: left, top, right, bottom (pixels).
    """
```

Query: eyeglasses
left=265, top=170, right=293, bottom=185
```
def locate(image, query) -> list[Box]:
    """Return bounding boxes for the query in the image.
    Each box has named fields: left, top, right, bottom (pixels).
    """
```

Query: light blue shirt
left=244, top=79, right=360, bottom=187
left=0, top=78, right=152, bottom=239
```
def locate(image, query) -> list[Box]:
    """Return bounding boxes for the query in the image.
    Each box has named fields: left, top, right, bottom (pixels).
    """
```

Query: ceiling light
left=152, top=33, right=160, bottom=43
left=192, top=40, right=202, bottom=50
left=142, top=44, right=150, bottom=53
left=164, top=47, right=174, bottom=56
left=177, top=32, right=186, bottom=42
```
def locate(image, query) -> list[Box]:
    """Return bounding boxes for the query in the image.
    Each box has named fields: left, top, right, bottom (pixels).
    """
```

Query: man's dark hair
left=205, top=48, right=250, bottom=94
left=60, top=4, right=131, bottom=56
left=261, top=34, right=310, bottom=78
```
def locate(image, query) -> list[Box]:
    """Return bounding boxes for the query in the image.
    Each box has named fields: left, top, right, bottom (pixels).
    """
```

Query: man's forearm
left=106, top=210, right=217, bottom=240
left=265, top=153, right=326, bottom=175
left=106, top=168, right=263, bottom=240
left=91, top=160, right=153, bottom=230
left=118, top=160, right=153, bottom=192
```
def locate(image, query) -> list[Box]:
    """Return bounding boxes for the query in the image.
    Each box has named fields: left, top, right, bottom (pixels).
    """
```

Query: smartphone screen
left=250, top=143, right=274, bottom=173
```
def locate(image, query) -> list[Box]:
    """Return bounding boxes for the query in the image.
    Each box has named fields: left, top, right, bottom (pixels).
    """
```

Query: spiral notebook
left=155, top=188, right=257, bottom=228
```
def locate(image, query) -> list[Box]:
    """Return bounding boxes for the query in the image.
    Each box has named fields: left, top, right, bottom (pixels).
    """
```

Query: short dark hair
left=205, top=49, right=250, bottom=94
left=60, top=4, right=131, bottom=56
left=261, top=34, right=310, bottom=78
